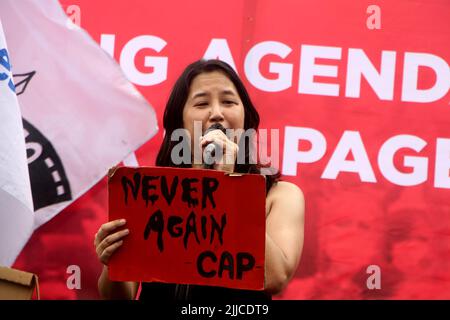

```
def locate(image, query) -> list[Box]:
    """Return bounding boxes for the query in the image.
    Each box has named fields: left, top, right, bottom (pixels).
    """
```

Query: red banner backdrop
left=14, top=0, right=450, bottom=299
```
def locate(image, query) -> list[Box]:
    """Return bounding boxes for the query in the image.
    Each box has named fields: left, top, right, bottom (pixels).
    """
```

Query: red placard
left=108, top=166, right=266, bottom=290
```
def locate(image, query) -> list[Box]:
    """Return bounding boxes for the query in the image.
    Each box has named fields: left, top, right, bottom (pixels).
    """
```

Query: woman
left=94, top=59, right=305, bottom=301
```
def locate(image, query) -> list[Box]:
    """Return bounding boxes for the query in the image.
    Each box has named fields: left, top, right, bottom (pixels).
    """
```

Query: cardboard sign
left=0, top=266, right=40, bottom=300
left=108, top=166, right=266, bottom=290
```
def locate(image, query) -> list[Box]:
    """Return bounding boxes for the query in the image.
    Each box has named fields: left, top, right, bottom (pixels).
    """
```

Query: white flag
left=0, top=20, right=34, bottom=266
left=0, top=0, right=157, bottom=240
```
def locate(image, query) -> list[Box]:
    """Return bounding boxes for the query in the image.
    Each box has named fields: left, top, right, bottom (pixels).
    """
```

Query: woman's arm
left=95, top=219, right=139, bottom=299
left=264, top=181, right=305, bottom=295
left=98, top=265, right=139, bottom=300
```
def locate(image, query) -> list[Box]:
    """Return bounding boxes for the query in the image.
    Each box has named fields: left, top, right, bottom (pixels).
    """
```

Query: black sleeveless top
left=139, top=282, right=272, bottom=302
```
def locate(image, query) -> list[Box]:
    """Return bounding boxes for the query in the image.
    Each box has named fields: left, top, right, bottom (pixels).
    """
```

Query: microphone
left=203, top=123, right=226, bottom=169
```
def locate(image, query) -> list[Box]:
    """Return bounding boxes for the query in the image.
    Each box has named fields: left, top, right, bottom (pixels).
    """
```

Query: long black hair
left=155, top=59, right=280, bottom=193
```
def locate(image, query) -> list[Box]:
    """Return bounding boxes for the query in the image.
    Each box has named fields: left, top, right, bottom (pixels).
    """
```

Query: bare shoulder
left=268, top=180, right=304, bottom=201
left=266, top=181, right=305, bottom=217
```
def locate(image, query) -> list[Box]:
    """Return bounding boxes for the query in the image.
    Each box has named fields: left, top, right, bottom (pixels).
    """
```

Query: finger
left=201, top=134, right=227, bottom=148
left=200, top=135, right=215, bottom=147
left=96, top=219, right=126, bottom=244
left=225, top=141, right=239, bottom=155
left=200, top=139, right=221, bottom=149
left=202, top=131, right=227, bottom=143
left=94, top=232, right=98, bottom=248
left=97, top=228, right=129, bottom=255
left=217, top=141, right=239, bottom=166
left=100, top=240, right=124, bottom=265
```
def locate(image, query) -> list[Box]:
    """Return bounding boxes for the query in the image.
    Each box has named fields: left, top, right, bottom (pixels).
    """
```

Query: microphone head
left=204, top=123, right=226, bottom=135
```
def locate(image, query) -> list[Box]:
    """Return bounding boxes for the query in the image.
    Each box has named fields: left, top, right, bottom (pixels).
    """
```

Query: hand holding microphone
left=200, top=123, right=239, bottom=173
left=202, top=123, right=226, bottom=169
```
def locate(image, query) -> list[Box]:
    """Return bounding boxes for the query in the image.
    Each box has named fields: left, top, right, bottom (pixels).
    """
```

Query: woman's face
left=183, top=70, right=245, bottom=146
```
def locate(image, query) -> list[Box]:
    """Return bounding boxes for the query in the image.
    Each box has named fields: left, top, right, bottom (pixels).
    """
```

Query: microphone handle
left=203, top=142, right=219, bottom=169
